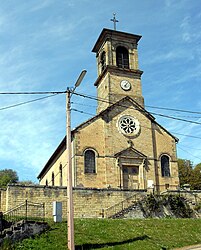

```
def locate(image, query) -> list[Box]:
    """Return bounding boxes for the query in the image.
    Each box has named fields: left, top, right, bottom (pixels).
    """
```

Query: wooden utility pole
left=66, top=70, right=86, bottom=250
left=66, top=89, right=74, bottom=250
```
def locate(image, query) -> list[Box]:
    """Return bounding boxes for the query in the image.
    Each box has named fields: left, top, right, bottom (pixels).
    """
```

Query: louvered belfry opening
left=116, top=46, right=129, bottom=69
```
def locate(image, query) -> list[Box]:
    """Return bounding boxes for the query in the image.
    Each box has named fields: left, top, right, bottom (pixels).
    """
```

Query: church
left=37, top=28, right=179, bottom=194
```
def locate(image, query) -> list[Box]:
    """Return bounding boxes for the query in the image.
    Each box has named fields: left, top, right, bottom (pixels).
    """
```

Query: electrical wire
left=177, top=144, right=201, bottom=151
left=0, top=91, right=66, bottom=95
left=72, top=91, right=201, bottom=126
left=170, top=132, right=201, bottom=140
left=71, top=108, right=95, bottom=117
left=71, top=107, right=201, bottom=141
left=0, top=93, right=62, bottom=111
left=1, top=89, right=201, bottom=124
left=146, top=104, right=201, bottom=115
left=1, top=89, right=201, bottom=142
left=71, top=107, right=201, bottom=164
left=178, top=146, right=201, bottom=161
left=149, top=111, right=201, bottom=125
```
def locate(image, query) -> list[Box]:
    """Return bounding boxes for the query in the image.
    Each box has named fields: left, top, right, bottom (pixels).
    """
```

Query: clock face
left=120, top=80, right=131, bottom=91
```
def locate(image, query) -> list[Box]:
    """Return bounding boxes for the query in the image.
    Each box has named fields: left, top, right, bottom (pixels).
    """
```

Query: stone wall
left=166, top=190, right=201, bottom=203
left=0, top=189, right=6, bottom=212
left=1, top=185, right=201, bottom=220
left=3, top=184, right=146, bottom=219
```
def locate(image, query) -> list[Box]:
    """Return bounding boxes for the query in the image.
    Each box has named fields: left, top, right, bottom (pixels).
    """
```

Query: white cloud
left=29, top=0, right=54, bottom=12
left=0, top=94, right=66, bottom=180
left=0, top=0, right=201, bottom=180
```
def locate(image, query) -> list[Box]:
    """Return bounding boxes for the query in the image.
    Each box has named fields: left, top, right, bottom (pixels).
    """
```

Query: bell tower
left=92, top=28, right=144, bottom=113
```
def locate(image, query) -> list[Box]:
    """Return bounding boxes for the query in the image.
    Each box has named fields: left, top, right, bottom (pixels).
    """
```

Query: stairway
left=103, top=192, right=146, bottom=219
left=109, top=201, right=144, bottom=219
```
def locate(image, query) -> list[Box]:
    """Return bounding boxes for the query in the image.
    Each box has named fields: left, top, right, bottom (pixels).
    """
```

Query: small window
left=100, top=51, right=106, bottom=72
left=59, top=164, right=62, bottom=186
left=131, top=167, right=138, bottom=175
left=161, top=155, right=170, bottom=177
left=116, top=46, right=129, bottom=69
left=52, top=172, right=55, bottom=186
left=45, top=179, right=48, bottom=186
left=123, top=167, right=128, bottom=174
left=84, top=149, right=96, bottom=173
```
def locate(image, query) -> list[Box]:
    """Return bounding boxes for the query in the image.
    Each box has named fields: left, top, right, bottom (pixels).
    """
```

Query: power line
left=71, top=107, right=201, bottom=141
left=0, top=93, right=63, bottom=111
left=1, top=89, right=201, bottom=121
left=178, top=144, right=201, bottom=151
left=71, top=108, right=95, bottom=117
left=0, top=91, right=66, bottom=95
left=71, top=107, right=201, bottom=164
left=72, top=91, right=201, bottom=116
left=150, top=111, right=201, bottom=125
left=146, top=104, right=201, bottom=115
left=72, top=99, right=201, bottom=119
left=171, top=132, right=201, bottom=140
left=1, top=89, right=201, bottom=139
left=0, top=89, right=201, bottom=117
left=72, top=91, right=201, bottom=126
left=178, top=146, right=201, bottom=161
left=71, top=101, right=97, bottom=109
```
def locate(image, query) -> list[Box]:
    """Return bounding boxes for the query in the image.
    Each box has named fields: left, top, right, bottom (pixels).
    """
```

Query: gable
left=114, top=146, right=146, bottom=159
left=114, top=146, right=147, bottom=166
left=73, top=96, right=153, bottom=131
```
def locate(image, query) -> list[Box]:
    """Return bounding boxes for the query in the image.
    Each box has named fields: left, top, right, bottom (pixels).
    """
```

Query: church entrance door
left=122, top=166, right=139, bottom=189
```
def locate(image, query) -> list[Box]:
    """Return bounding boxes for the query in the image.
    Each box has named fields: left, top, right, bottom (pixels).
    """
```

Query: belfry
left=38, top=27, right=179, bottom=193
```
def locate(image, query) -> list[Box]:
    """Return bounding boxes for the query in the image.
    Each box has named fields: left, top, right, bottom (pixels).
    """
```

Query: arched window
left=59, top=164, right=63, bottom=186
left=84, top=149, right=96, bottom=173
left=52, top=172, right=55, bottom=186
left=161, top=155, right=170, bottom=177
left=116, top=46, right=129, bottom=69
left=100, top=51, right=106, bottom=72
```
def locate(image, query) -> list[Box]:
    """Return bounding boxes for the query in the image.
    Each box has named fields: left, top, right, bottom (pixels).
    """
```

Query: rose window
left=118, top=115, right=140, bottom=136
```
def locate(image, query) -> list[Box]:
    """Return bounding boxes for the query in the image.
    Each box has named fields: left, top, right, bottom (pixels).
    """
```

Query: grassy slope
left=13, top=218, right=201, bottom=250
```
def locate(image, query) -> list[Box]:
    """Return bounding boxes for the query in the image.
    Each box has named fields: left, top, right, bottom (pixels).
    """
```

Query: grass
left=7, top=218, right=201, bottom=250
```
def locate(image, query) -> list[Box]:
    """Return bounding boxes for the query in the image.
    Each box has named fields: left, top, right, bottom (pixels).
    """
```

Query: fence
left=102, top=193, right=143, bottom=218
left=3, top=200, right=45, bottom=223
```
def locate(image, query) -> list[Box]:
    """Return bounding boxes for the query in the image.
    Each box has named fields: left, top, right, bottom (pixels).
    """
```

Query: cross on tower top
left=110, top=13, right=119, bottom=31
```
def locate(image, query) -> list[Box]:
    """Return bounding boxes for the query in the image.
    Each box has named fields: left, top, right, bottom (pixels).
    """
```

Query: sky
left=0, top=0, right=201, bottom=182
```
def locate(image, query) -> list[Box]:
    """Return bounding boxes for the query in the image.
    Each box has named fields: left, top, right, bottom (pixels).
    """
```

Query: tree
left=178, top=159, right=194, bottom=188
left=191, top=163, right=201, bottom=190
left=178, top=159, right=201, bottom=190
left=0, top=169, right=18, bottom=188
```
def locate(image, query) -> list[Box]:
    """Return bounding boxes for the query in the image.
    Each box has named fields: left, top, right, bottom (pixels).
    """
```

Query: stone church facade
left=38, top=28, right=179, bottom=193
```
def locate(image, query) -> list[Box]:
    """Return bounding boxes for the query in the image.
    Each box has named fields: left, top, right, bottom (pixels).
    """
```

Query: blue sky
left=0, top=0, right=201, bottom=182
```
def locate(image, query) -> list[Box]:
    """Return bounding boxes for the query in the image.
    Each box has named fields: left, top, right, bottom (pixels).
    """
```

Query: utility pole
left=66, top=70, right=86, bottom=250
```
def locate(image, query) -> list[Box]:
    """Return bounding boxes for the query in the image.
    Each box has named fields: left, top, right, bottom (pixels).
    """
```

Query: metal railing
left=103, top=193, right=144, bottom=218
left=3, top=200, right=45, bottom=223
